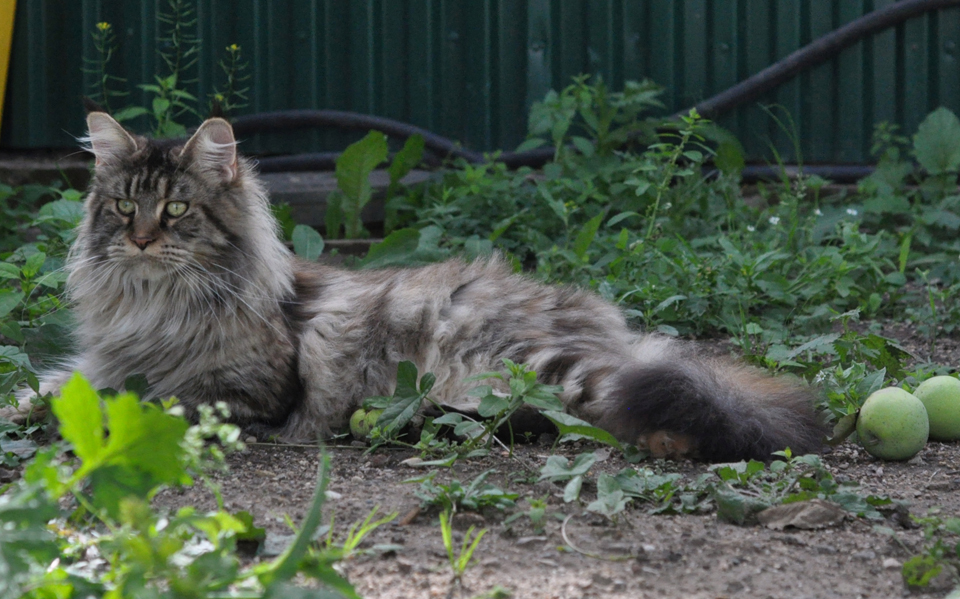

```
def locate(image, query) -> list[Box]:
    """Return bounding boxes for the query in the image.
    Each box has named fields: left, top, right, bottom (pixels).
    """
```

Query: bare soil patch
left=154, top=438, right=960, bottom=599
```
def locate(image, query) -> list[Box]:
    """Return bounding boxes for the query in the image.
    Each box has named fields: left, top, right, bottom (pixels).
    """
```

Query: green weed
left=439, top=509, right=487, bottom=584
left=0, top=373, right=362, bottom=598
left=411, top=470, right=518, bottom=513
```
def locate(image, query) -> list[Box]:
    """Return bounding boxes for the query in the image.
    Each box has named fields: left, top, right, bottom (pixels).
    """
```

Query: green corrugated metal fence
left=3, top=0, right=960, bottom=164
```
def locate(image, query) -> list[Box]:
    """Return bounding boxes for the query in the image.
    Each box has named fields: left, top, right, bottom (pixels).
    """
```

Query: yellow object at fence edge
left=0, top=0, right=15, bottom=134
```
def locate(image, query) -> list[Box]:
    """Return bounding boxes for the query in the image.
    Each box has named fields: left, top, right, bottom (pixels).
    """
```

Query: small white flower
left=814, top=208, right=823, bottom=216
left=846, top=208, right=859, bottom=216
left=768, top=216, right=780, bottom=225
left=747, top=225, right=756, bottom=232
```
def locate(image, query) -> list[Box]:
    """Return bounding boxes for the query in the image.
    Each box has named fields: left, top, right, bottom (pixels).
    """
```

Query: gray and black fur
left=6, top=112, right=823, bottom=462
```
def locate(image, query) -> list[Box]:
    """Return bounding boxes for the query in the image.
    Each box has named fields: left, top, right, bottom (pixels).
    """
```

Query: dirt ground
left=151, top=322, right=960, bottom=599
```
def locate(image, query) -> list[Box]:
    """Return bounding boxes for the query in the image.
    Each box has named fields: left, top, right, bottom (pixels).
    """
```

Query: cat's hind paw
left=636, top=430, right=697, bottom=460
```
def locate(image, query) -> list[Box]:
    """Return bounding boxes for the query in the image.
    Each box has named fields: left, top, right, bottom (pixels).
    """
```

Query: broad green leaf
left=539, top=452, right=597, bottom=482
left=477, top=393, right=510, bottom=418
left=292, top=225, right=324, bottom=260
left=52, top=373, right=105, bottom=464
left=36, top=199, right=84, bottom=227
left=336, top=131, right=389, bottom=238
left=360, top=226, right=447, bottom=269
left=0, top=262, right=19, bottom=280
left=21, top=252, right=45, bottom=279
left=541, top=410, right=622, bottom=450
left=324, top=192, right=344, bottom=240
left=573, top=212, right=604, bottom=261
left=521, top=389, right=564, bottom=412
left=713, top=486, right=770, bottom=525
left=826, top=412, right=858, bottom=446
left=562, top=475, right=583, bottom=502
left=112, top=105, right=150, bottom=122
left=586, top=473, right=629, bottom=517
left=913, top=107, right=960, bottom=174
left=0, top=345, right=31, bottom=368
left=375, top=361, right=435, bottom=438
left=153, top=97, right=171, bottom=116
left=0, top=290, right=24, bottom=320
left=388, top=134, right=424, bottom=188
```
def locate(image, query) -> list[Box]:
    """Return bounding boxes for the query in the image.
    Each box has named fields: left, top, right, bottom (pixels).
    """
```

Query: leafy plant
left=502, top=496, right=553, bottom=533
left=86, top=0, right=250, bottom=135
left=412, top=470, right=518, bottom=513
left=327, top=133, right=425, bottom=239
left=323, top=506, right=398, bottom=560
left=878, top=511, right=960, bottom=590
left=83, top=22, right=127, bottom=113
left=0, top=373, right=363, bottom=598
left=439, top=509, right=486, bottom=584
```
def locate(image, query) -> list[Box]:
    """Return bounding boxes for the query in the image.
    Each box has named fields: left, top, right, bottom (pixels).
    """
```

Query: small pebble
left=853, top=550, right=877, bottom=560
left=883, top=558, right=901, bottom=570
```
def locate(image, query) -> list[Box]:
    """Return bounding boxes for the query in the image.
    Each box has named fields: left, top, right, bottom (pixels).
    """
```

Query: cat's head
left=78, top=111, right=281, bottom=286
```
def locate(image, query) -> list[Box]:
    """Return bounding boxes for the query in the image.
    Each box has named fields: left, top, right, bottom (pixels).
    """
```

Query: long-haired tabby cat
left=6, top=110, right=823, bottom=462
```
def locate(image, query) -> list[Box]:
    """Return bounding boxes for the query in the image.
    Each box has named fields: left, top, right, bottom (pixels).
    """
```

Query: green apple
left=857, top=387, right=929, bottom=461
left=349, top=408, right=384, bottom=439
left=913, top=376, right=960, bottom=441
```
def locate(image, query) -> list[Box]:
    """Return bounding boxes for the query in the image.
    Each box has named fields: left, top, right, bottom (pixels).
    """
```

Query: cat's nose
left=131, top=235, right=156, bottom=250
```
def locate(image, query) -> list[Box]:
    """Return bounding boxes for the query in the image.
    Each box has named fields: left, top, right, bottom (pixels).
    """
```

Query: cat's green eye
left=165, top=201, right=188, bottom=217
left=116, top=199, right=136, bottom=215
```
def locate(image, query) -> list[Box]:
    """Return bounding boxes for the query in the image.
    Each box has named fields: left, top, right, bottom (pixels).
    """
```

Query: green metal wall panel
left=4, top=0, right=960, bottom=164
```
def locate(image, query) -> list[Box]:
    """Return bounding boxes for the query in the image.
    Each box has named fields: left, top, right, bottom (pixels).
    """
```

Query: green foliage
left=83, top=22, right=127, bottom=113
left=211, top=44, right=251, bottom=115
left=291, top=224, right=324, bottom=261
left=1, top=185, right=79, bottom=421
left=363, top=360, right=436, bottom=445
left=412, top=470, right=518, bottom=512
left=0, top=375, right=362, bottom=598
left=323, top=506, right=398, bottom=560
left=328, top=132, right=425, bottom=240
left=87, top=1, right=250, bottom=135
left=364, top=360, right=568, bottom=463
left=537, top=448, right=890, bottom=523
left=913, top=107, right=960, bottom=176
left=878, top=511, right=960, bottom=590
left=502, top=496, right=552, bottom=533
left=525, top=75, right=663, bottom=158
left=439, top=509, right=486, bottom=583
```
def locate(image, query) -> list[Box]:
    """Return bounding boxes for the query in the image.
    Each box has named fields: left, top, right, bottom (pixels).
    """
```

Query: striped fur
left=9, top=115, right=823, bottom=461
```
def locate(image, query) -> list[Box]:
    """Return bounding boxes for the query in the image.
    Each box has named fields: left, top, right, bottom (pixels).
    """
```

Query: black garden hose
left=231, top=110, right=485, bottom=165
left=689, top=0, right=960, bottom=120
left=235, top=0, right=960, bottom=175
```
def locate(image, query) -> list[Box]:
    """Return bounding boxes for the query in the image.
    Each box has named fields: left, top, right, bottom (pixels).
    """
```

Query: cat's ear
left=181, top=118, right=238, bottom=182
left=85, top=112, right=138, bottom=167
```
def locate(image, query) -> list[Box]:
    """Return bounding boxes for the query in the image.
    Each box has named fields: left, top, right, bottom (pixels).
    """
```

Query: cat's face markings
left=83, top=113, right=249, bottom=281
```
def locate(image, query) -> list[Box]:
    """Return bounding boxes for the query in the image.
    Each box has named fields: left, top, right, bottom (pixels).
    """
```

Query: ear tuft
left=82, top=96, right=107, bottom=114
left=182, top=118, right=238, bottom=182
left=85, top=112, right=138, bottom=166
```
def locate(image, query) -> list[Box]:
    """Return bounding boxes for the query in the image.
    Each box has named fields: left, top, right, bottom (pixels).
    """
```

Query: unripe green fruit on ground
left=913, top=376, right=960, bottom=441
left=857, top=387, right=929, bottom=461
left=349, top=408, right=383, bottom=439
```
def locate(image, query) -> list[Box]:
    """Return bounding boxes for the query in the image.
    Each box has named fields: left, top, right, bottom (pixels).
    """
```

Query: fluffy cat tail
left=595, top=357, right=824, bottom=462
